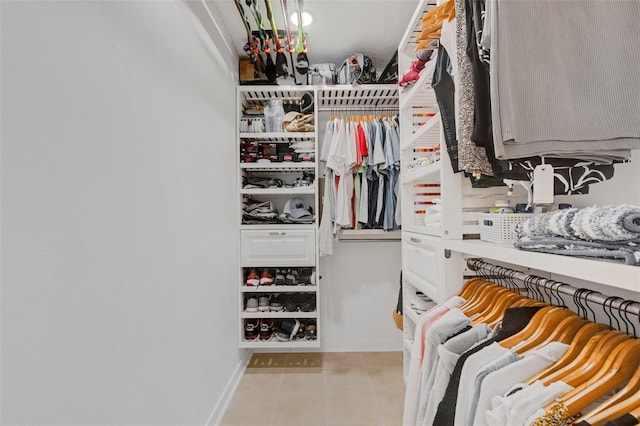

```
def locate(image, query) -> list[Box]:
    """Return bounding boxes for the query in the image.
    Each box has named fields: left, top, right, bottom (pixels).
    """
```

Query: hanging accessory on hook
left=280, top=0, right=299, bottom=83
left=234, top=0, right=260, bottom=65
left=294, top=0, right=309, bottom=75
left=247, top=0, right=277, bottom=81
left=264, top=0, right=289, bottom=78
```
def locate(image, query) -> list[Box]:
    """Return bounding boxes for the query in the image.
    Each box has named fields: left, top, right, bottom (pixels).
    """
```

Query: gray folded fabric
left=489, top=0, right=640, bottom=160
left=516, top=205, right=640, bottom=243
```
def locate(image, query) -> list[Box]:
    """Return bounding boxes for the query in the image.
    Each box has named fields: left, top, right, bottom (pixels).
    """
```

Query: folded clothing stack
left=514, top=204, right=640, bottom=265
left=283, top=112, right=315, bottom=132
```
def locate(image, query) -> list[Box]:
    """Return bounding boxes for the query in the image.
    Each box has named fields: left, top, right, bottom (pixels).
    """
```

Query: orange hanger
left=501, top=307, right=575, bottom=351
left=526, top=324, right=604, bottom=385
left=457, top=278, right=484, bottom=300
left=473, top=292, right=526, bottom=328
left=511, top=314, right=586, bottom=354
left=575, top=365, right=640, bottom=425
left=498, top=306, right=561, bottom=349
left=580, top=400, right=640, bottom=426
left=541, top=331, right=630, bottom=387
left=560, top=339, right=640, bottom=418
left=461, top=284, right=508, bottom=317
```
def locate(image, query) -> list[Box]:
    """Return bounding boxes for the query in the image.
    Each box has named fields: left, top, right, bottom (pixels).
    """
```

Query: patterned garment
left=530, top=399, right=581, bottom=426
left=455, top=0, right=494, bottom=176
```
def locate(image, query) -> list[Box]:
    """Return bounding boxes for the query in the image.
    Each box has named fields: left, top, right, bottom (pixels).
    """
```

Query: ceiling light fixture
left=290, top=11, right=313, bottom=26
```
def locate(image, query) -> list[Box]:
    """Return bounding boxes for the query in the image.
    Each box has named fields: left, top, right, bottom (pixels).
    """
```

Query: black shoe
left=244, top=319, right=259, bottom=340
left=259, top=319, right=274, bottom=340
left=275, top=319, right=300, bottom=341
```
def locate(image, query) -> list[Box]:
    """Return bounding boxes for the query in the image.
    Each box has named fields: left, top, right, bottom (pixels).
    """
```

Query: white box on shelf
left=477, top=213, right=535, bottom=243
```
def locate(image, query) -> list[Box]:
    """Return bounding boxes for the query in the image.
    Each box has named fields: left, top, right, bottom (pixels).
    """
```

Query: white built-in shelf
left=398, top=59, right=438, bottom=110
left=239, top=224, right=316, bottom=231
left=338, top=229, right=401, bottom=241
left=401, top=161, right=441, bottom=185
left=402, top=224, right=442, bottom=237
left=240, top=162, right=315, bottom=171
left=402, top=113, right=440, bottom=149
left=241, top=285, right=318, bottom=293
left=403, top=337, right=414, bottom=353
left=240, top=186, right=316, bottom=196
left=239, top=132, right=315, bottom=139
left=240, top=311, right=318, bottom=319
left=239, top=339, right=320, bottom=349
left=404, top=305, right=421, bottom=325
left=446, top=239, right=640, bottom=294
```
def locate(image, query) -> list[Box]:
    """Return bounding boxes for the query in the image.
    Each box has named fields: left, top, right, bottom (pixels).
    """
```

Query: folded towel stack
left=514, top=205, right=640, bottom=266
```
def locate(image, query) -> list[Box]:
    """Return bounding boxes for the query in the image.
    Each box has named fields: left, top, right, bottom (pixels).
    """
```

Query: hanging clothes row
left=319, top=112, right=400, bottom=256
left=403, top=260, right=640, bottom=426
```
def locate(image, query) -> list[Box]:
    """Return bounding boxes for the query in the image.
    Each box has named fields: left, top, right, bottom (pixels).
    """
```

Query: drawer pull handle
left=269, top=231, right=286, bottom=236
left=410, top=237, right=421, bottom=243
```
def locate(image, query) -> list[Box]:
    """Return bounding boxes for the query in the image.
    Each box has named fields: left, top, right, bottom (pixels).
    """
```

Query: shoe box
left=241, top=139, right=309, bottom=163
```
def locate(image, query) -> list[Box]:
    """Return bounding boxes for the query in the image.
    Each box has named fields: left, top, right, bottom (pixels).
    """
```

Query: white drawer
left=241, top=230, right=316, bottom=266
left=402, top=232, right=444, bottom=302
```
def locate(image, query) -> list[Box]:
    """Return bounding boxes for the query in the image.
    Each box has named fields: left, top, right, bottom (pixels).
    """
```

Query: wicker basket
left=477, top=213, right=534, bottom=243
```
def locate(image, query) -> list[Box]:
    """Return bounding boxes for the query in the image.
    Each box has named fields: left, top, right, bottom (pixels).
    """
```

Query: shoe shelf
left=401, top=112, right=440, bottom=150
left=401, top=161, right=441, bottom=185
left=239, top=132, right=315, bottom=139
left=240, top=186, right=316, bottom=196
left=241, top=285, right=318, bottom=292
left=240, top=311, right=318, bottom=319
left=237, top=86, right=320, bottom=350
left=398, top=58, right=438, bottom=110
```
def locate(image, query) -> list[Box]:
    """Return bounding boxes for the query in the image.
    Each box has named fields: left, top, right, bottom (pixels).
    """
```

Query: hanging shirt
left=485, top=380, right=573, bottom=426
left=415, top=310, right=472, bottom=426
left=422, top=324, right=492, bottom=426
left=403, top=296, right=466, bottom=426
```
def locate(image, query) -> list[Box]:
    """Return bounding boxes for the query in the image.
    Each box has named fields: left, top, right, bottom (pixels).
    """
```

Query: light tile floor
left=220, top=351, right=405, bottom=426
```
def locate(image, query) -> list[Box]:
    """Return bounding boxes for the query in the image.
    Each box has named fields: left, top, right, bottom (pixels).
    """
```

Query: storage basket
left=477, top=213, right=535, bottom=243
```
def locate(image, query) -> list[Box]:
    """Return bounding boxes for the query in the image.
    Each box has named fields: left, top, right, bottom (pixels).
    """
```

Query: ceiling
left=207, top=0, right=418, bottom=79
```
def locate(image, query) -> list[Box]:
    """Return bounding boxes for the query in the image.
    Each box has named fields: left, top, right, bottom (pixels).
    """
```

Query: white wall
left=1, top=1, right=242, bottom=424
left=320, top=241, right=403, bottom=352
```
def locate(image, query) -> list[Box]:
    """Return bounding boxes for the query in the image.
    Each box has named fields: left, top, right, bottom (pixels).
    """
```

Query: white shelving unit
left=237, top=86, right=320, bottom=349
left=397, top=0, right=640, bottom=383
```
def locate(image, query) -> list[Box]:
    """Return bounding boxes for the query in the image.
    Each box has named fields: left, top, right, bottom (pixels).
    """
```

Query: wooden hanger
left=575, top=364, right=640, bottom=425
left=512, top=315, right=587, bottom=354
left=459, top=280, right=500, bottom=311
left=559, top=339, right=640, bottom=419
left=421, top=0, right=454, bottom=26
left=461, top=283, right=508, bottom=317
left=457, top=278, right=484, bottom=301
left=473, top=292, right=525, bottom=328
left=541, top=331, right=630, bottom=387
left=498, top=306, right=568, bottom=349
left=582, top=402, right=640, bottom=426
left=526, top=324, right=604, bottom=384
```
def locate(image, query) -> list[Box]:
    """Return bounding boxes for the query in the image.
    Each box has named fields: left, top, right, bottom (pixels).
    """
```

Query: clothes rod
left=467, top=259, right=640, bottom=317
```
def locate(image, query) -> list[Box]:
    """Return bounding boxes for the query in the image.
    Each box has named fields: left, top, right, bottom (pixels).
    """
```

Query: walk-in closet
left=2, top=0, right=639, bottom=425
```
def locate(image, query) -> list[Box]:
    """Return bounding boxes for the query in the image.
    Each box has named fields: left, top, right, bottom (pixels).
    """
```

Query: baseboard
left=205, top=350, right=251, bottom=426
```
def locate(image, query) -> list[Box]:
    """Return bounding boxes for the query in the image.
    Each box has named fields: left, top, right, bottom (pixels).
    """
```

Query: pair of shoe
left=283, top=293, right=316, bottom=313
left=273, top=268, right=315, bottom=285
left=246, top=319, right=274, bottom=340
left=274, top=318, right=301, bottom=341
left=244, top=319, right=274, bottom=341
left=245, top=295, right=271, bottom=312
left=245, top=269, right=274, bottom=286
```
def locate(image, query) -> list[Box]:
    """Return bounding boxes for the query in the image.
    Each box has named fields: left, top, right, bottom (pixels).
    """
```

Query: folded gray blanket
left=516, top=204, right=640, bottom=243
left=514, top=235, right=640, bottom=266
